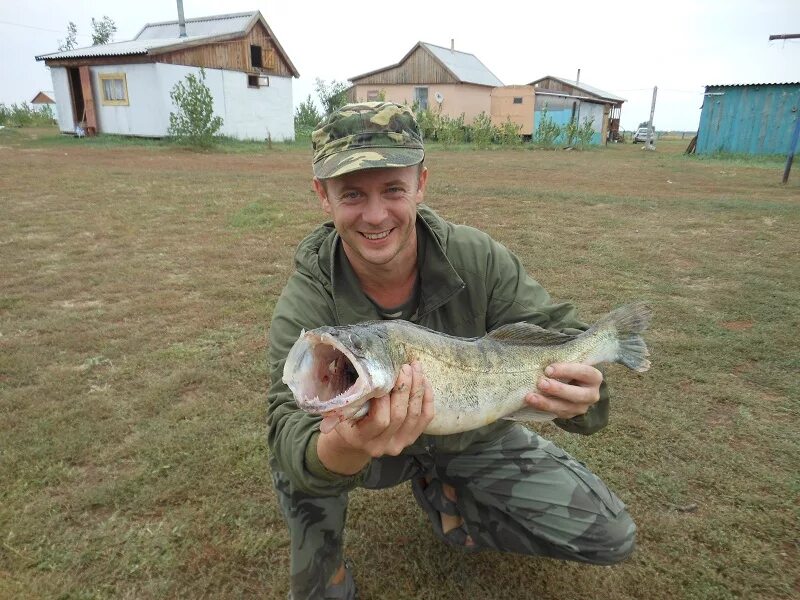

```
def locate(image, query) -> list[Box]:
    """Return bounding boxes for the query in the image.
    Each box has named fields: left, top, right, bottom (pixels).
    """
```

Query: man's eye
left=341, top=191, right=360, bottom=201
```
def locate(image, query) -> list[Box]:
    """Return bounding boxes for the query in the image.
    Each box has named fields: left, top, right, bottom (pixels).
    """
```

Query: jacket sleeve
left=482, top=237, right=610, bottom=435
left=267, top=272, right=367, bottom=496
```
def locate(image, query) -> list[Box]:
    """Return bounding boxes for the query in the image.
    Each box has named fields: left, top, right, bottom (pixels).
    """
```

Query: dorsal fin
left=486, top=322, right=576, bottom=345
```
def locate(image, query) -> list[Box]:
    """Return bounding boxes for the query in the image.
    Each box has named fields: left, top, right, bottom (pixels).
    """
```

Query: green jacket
left=267, top=205, right=609, bottom=496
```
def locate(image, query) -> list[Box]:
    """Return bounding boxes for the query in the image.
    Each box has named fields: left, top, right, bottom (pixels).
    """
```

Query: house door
left=68, top=67, right=85, bottom=127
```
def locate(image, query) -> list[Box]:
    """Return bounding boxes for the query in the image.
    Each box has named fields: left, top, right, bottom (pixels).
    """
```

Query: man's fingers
left=544, top=362, right=603, bottom=386
left=525, top=393, right=587, bottom=419
left=538, top=376, right=598, bottom=406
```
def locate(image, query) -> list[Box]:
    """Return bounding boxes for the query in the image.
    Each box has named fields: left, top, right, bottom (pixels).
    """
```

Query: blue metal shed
left=697, top=82, right=800, bottom=155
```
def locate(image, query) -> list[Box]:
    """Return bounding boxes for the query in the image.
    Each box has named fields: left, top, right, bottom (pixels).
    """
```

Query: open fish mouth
left=282, top=330, right=376, bottom=416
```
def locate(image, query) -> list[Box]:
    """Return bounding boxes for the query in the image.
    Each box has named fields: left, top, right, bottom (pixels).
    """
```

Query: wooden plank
left=78, top=66, right=97, bottom=134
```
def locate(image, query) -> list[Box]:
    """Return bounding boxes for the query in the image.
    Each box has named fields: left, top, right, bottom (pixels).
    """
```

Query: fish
left=282, top=302, right=652, bottom=435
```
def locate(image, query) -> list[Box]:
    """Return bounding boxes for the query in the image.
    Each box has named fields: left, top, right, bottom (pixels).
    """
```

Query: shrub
left=0, top=103, right=56, bottom=127
left=563, top=118, right=579, bottom=147
left=294, top=95, right=322, bottom=139
left=168, top=68, right=223, bottom=148
left=497, top=117, right=522, bottom=147
left=576, top=116, right=596, bottom=147
left=534, top=106, right=561, bottom=147
left=469, top=112, right=496, bottom=148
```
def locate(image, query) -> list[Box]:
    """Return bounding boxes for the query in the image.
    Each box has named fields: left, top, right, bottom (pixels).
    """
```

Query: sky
left=1, top=0, right=798, bottom=131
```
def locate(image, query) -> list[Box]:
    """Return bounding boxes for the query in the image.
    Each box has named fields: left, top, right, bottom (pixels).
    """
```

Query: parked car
left=633, top=127, right=655, bottom=143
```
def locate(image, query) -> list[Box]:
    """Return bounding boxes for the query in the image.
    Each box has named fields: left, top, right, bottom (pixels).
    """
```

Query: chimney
left=451, top=39, right=455, bottom=51
left=576, top=68, right=581, bottom=85
left=177, top=0, right=187, bottom=38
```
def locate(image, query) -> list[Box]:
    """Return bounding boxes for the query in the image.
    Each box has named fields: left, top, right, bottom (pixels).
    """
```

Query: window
left=513, top=97, right=523, bottom=104
left=99, top=73, right=128, bottom=106
left=251, top=45, right=263, bottom=68
left=414, top=87, right=428, bottom=110
left=367, top=89, right=380, bottom=101
left=248, top=75, right=269, bottom=88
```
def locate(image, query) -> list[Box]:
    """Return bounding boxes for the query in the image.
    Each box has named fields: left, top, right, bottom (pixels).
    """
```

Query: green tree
left=58, top=21, right=77, bottom=51
left=294, top=95, right=322, bottom=137
left=168, top=68, right=224, bottom=148
left=314, top=78, right=349, bottom=116
left=91, top=16, right=117, bottom=45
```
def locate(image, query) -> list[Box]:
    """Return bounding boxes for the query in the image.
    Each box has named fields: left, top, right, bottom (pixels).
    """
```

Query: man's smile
left=361, top=229, right=392, bottom=240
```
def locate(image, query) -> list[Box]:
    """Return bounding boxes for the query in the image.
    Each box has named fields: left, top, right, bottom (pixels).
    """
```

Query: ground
left=0, top=128, right=798, bottom=599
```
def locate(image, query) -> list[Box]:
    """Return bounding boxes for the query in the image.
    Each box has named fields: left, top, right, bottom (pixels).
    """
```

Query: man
left=268, top=102, right=636, bottom=599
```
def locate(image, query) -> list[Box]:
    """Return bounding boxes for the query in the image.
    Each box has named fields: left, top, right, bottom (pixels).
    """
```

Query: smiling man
left=267, top=102, right=636, bottom=600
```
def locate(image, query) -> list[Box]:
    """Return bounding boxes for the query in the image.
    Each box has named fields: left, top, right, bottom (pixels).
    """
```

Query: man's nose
left=362, top=195, right=388, bottom=224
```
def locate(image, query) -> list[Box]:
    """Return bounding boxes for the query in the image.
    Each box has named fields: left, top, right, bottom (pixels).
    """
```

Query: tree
left=314, top=78, right=349, bottom=116
left=91, top=16, right=117, bottom=45
left=58, top=21, right=77, bottom=51
left=294, top=95, right=322, bottom=137
left=168, top=68, right=224, bottom=148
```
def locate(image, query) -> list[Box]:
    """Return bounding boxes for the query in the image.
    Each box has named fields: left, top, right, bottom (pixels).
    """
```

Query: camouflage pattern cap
left=312, top=102, right=424, bottom=179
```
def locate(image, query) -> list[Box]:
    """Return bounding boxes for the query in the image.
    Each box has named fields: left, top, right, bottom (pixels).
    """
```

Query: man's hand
left=316, top=361, right=434, bottom=476
left=525, top=363, right=602, bottom=420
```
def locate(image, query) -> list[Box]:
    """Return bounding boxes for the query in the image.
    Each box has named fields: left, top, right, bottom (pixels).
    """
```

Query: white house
left=35, top=11, right=299, bottom=141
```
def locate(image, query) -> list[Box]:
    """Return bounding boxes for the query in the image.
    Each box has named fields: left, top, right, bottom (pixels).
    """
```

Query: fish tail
left=588, top=302, right=652, bottom=372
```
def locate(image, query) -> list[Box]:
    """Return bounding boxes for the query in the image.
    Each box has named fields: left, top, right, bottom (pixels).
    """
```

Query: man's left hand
left=525, top=363, right=602, bottom=420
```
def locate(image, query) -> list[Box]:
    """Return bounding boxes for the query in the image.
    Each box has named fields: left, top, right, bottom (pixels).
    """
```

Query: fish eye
left=351, top=335, right=364, bottom=352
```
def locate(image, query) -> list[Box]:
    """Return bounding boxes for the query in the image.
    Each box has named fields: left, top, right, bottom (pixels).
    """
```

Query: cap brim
left=313, top=147, right=424, bottom=179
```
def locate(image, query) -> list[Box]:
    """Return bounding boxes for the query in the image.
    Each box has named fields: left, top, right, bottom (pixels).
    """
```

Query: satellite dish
left=434, top=91, right=444, bottom=104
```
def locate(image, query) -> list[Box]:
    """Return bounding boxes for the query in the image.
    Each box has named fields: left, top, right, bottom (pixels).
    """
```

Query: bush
left=497, top=117, right=522, bottom=147
left=0, top=103, right=56, bottom=127
left=294, top=95, right=322, bottom=139
left=469, top=112, right=496, bottom=148
left=168, top=68, right=223, bottom=148
left=576, top=116, right=596, bottom=147
left=534, top=106, right=561, bottom=147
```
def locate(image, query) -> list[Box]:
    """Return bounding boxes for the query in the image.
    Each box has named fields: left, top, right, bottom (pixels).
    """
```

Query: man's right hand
left=316, top=361, right=434, bottom=476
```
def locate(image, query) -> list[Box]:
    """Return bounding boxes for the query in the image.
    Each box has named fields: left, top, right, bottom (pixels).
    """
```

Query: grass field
left=1, top=127, right=798, bottom=599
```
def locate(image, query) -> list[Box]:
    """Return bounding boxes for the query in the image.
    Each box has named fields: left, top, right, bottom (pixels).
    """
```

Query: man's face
left=313, top=165, right=428, bottom=271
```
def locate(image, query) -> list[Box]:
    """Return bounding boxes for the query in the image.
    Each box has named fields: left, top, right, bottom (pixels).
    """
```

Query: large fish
left=282, top=303, right=652, bottom=435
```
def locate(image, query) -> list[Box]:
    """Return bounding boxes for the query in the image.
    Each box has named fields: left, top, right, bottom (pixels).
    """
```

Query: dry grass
left=1, top=128, right=798, bottom=599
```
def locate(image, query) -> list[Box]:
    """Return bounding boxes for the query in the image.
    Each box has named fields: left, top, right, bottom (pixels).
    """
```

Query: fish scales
left=282, top=302, right=652, bottom=435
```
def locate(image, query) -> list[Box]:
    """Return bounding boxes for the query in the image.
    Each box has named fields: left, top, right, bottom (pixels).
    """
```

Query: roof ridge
left=420, top=41, right=477, bottom=58
left=140, top=11, right=257, bottom=29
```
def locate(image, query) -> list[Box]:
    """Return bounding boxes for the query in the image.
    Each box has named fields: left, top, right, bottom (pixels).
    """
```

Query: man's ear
left=313, top=177, right=331, bottom=213
left=415, top=167, right=428, bottom=204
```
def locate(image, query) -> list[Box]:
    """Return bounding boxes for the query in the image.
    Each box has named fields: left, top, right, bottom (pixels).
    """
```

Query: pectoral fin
left=502, top=406, right=557, bottom=422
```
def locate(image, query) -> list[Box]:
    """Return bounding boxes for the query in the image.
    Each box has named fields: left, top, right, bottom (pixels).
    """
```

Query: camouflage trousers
left=271, top=425, right=636, bottom=600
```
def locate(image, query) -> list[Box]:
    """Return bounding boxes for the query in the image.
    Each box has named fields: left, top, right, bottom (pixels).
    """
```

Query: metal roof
left=420, top=43, right=504, bottom=87
left=36, top=37, right=200, bottom=60
left=34, top=11, right=299, bottom=77
left=134, top=11, right=256, bottom=40
left=704, top=81, right=800, bottom=88
left=530, top=75, right=626, bottom=103
left=349, top=41, right=504, bottom=87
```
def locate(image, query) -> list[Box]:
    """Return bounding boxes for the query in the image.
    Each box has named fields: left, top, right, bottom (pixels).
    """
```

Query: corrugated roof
left=530, top=75, right=626, bottom=102
left=350, top=41, right=504, bottom=87
left=34, top=10, right=299, bottom=77
left=420, top=43, right=504, bottom=87
left=134, top=11, right=256, bottom=40
left=36, top=37, right=198, bottom=60
left=704, top=81, right=800, bottom=88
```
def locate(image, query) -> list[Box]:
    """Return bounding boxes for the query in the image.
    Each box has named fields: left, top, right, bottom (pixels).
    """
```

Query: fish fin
left=502, top=406, right=557, bottom=422
left=586, top=302, right=652, bottom=372
left=487, top=322, right=575, bottom=345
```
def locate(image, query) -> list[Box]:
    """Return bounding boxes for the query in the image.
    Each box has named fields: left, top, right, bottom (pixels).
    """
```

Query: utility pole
left=768, top=33, right=800, bottom=41
left=646, top=86, right=657, bottom=149
left=769, top=33, right=800, bottom=182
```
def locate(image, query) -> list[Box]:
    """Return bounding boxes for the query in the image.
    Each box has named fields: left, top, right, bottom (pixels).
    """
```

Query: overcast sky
left=1, top=0, right=798, bottom=131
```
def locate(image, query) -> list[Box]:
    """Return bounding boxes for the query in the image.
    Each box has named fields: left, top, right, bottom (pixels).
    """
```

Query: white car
left=633, top=127, right=655, bottom=143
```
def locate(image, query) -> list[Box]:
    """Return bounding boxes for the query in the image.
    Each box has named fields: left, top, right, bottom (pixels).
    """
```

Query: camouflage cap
left=312, top=102, right=424, bottom=179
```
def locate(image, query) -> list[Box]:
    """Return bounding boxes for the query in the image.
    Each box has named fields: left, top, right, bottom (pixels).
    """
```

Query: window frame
left=98, top=72, right=129, bottom=106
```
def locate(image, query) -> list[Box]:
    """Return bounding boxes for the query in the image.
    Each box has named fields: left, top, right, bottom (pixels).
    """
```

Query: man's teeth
left=363, top=230, right=390, bottom=240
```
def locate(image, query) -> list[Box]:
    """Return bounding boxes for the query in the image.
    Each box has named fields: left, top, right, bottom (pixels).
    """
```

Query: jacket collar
left=329, top=205, right=465, bottom=325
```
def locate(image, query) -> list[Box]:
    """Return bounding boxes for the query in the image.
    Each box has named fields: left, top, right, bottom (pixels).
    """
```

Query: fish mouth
left=282, top=330, right=377, bottom=417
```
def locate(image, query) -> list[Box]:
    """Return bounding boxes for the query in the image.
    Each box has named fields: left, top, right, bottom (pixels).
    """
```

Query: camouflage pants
left=271, top=425, right=636, bottom=600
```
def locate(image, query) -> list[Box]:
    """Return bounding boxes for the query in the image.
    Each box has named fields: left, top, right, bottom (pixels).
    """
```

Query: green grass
left=1, top=127, right=798, bottom=599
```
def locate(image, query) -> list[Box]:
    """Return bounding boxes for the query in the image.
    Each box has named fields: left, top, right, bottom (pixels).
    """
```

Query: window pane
left=113, top=79, right=124, bottom=101
left=103, top=79, right=113, bottom=101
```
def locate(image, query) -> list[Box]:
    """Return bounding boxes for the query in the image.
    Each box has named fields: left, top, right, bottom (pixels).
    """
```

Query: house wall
left=50, top=67, right=75, bottom=132
left=490, top=86, right=535, bottom=136
left=51, top=63, right=293, bottom=140
left=534, top=94, right=606, bottom=145
left=350, top=83, right=492, bottom=122
left=156, top=22, right=295, bottom=77
left=697, top=84, right=800, bottom=155
left=351, top=46, right=458, bottom=85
